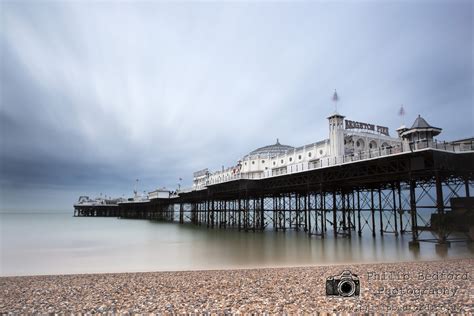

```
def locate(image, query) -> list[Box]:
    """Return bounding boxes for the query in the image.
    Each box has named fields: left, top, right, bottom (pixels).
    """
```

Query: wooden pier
left=74, top=149, right=474, bottom=247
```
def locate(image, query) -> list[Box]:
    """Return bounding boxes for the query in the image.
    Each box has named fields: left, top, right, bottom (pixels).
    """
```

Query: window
left=289, top=157, right=293, bottom=162
left=298, top=155, right=302, bottom=160
left=319, top=150, right=323, bottom=155
left=281, top=159, right=284, bottom=163
left=356, top=139, right=365, bottom=149
left=262, top=160, right=265, bottom=163
left=252, top=161, right=255, bottom=164
left=245, top=162, right=247, bottom=165
left=273, top=161, right=276, bottom=166
left=308, top=152, right=312, bottom=157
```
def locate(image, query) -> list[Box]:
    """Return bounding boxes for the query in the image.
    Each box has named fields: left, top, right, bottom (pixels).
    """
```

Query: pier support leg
left=322, top=191, right=327, bottom=236
left=409, top=179, right=419, bottom=248
left=392, top=183, right=398, bottom=236
left=398, top=182, right=404, bottom=234
left=465, top=178, right=470, bottom=197
left=238, top=198, right=242, bottom=231
left=435, top=172, right=448, bottom=245
left=357, top=190, right=362, bottom=236
left=304, top=192, right=308, bottom=233
left=333, top=191, right=337, bottom=237
left=371, top=189, right=376, bottom=237
left=378, top=188, right=383, bottom=236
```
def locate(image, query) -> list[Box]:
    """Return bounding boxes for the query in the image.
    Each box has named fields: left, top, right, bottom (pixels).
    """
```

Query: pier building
left=194, top=112, right=446, bottom=189
left=74, top=106, right=474, bottom=250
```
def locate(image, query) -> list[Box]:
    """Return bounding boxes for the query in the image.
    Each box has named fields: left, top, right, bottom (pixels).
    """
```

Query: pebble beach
left=1, top=258, right=472, bottom=314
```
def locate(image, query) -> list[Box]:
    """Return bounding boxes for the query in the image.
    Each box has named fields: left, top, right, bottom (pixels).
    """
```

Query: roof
left=246, top=139, right=294, bottom=157
left=400, top=115, right=442, bottom=137
left=410, top=115, right=441, bottom=130
left=327, top=112, right=345, bottom=119
left=396, top=125, right=407, bottom=131
left=450, top=136, right=474, bottom=143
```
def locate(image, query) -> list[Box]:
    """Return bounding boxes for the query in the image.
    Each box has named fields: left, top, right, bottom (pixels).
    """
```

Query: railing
left=190, top=139, right=474, bottom=190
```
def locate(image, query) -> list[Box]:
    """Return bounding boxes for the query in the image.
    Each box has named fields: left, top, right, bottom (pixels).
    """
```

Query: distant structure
left=148, top=188, right=172, bottom=199
left=193, top=111, right=445, bottom=190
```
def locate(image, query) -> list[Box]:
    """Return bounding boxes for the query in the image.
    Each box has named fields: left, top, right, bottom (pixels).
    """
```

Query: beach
left=1, top=258, right=472, bottom=314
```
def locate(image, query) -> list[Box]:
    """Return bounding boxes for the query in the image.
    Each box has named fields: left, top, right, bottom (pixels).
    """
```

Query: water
left=1, top=212, right=473, bottom=276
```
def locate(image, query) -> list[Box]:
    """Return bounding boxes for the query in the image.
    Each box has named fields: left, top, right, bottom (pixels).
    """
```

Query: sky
left=0, top=0, right=472, bottom=211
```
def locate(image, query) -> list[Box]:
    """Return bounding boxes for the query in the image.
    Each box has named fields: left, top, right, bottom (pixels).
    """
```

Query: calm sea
left=1, top=212, right=473, bottom=276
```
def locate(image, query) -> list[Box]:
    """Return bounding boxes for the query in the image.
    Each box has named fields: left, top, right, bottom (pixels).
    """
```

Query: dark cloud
left=0, top=1, right=472, bottom=211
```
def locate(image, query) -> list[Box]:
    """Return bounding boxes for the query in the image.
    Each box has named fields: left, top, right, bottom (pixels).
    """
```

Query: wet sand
left=1, top=258, right=472, bottom=314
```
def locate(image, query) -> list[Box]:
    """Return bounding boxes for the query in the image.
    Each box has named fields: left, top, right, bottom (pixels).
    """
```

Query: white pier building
left=192, top=111, right=470, bottom=191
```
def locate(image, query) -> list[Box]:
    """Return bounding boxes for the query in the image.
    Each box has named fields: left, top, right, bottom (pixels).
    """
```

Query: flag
left=398, top=105, right=405, bottom=116
left=332, top=90, right=339, bottom=102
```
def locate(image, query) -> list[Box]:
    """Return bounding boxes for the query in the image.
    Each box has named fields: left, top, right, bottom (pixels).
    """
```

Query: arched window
left=356, top=139, right=365, bottom=150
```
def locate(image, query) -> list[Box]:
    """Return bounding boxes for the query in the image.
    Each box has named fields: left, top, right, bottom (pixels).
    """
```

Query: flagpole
left=332, top=89, right=339, bottom=113
left=399, top=105, right=405, bottom=126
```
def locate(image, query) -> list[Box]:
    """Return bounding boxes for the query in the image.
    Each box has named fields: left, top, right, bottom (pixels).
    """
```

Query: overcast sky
left=0, top=0, right=472, bottom=211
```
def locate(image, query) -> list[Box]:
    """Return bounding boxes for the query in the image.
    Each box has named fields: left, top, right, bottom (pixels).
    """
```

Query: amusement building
left=192, top=108, right=463, bottom=191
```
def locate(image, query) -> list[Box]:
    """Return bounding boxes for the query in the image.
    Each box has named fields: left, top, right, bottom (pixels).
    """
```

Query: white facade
left=148, top=189, right=171, bottom=199
left=192, top=112, right=411, bottom=190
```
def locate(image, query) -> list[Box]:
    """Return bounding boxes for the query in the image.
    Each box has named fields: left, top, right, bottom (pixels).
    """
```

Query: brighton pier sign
left=345, top=119, right=390, bottom=136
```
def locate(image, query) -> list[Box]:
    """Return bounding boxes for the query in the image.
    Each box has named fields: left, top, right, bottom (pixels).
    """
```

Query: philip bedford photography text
left=370, top=269, right=468, bottom=298
left=331, top=263, right=472, bottom=314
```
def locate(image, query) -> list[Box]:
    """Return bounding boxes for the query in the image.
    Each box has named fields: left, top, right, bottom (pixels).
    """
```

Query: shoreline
left=1, top=258, right=472, bottom=314
left=1, top=256, right=472, bottom=278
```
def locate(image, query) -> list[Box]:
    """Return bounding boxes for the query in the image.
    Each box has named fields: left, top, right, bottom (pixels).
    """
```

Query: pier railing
left=189, top=139, right=474, bottom=190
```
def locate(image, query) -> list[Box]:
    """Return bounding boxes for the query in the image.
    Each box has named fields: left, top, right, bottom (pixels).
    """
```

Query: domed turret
left=399, top=115, right=442, bottom=142
left=245, top=139, right=294, bottom=158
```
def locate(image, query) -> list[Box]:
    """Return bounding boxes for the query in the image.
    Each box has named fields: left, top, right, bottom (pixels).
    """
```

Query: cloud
left=0, top=1, right=472, bottom=211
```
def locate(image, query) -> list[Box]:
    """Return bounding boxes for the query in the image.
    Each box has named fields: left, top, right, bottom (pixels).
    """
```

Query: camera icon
left=326, top=270, right=360, bottom=297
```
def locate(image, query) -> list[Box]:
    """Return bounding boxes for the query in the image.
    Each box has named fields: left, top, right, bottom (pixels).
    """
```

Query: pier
left=74, top=147, right=474, bottom=248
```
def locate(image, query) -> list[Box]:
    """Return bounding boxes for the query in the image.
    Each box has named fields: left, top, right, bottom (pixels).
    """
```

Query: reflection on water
left=1, top=213, right=472, bottom=276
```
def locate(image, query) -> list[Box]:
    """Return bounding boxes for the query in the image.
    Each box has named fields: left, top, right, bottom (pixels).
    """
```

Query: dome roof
left=246, top=139, right=294, bottom=158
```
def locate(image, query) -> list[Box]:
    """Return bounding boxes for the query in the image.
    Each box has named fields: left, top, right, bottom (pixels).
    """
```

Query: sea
left=1, top=212, right=473, bottom=276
